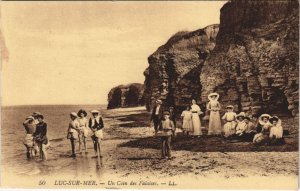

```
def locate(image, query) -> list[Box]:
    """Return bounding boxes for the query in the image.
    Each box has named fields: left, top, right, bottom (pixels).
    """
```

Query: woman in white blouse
left=191, top=99, right=203, bottom=137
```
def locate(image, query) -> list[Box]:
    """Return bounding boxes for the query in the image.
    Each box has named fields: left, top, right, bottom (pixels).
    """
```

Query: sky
left=1, top=1, right=226, bottom=106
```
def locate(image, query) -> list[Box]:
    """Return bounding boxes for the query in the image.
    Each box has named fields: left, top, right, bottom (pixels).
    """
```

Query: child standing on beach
left=222, top=105, right=237, bottom=138
left=160, top=111, right=175, bottom=159
left=181, top=106, right=193, bottom=135
left=77, top=109, right=89, bottom=154
left=67, top=112, right=80, bottom=158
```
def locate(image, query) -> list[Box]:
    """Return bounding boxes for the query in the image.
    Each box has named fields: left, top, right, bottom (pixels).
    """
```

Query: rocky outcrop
left=144, top=24, right=219, bottom=111
left=107, top=83, right=145, bottom=109
left=144, top=0, right=299, bottom=117
left=200, top=0, right=299, bottom=116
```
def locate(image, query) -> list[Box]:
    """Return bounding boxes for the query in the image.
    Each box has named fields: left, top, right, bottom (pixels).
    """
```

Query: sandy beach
left=1, top=106, right=298, bottom=189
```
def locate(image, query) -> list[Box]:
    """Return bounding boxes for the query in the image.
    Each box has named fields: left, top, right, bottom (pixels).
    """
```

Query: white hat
left=91, top=110, right=100, bottom=113
left=236, top=112, right=246, bottom=119
left=208, top=92, right=220, bottom=101
left=260, top=114, right=271, bottom=119
left=226, top=105, right=234, bottom=109
left=156, top=99, right=162, bottom=104
left=70, top=112, right=78, bottom=117
left=26, top=116, right=34, bottom=120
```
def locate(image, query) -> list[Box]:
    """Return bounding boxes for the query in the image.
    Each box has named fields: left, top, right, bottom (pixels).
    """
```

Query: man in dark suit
left=150, top=99, right=164, bottom=133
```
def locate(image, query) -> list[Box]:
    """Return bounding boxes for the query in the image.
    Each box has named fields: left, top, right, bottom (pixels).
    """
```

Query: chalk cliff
left=107, top=83, right=145, bottom=109
left=144, top=24, right=219, bottom=111
left=200, top=0, right=299, bottom=116
left=144, top=0, right=299, bottom=117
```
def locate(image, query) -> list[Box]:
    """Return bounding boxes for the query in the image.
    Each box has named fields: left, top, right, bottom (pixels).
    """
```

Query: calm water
left=1, top=105, right=109, bottom=177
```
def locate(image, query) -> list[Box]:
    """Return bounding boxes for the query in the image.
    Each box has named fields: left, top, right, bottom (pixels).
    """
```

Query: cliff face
left=107, top=83, right=145, bottom=109
left=200, top=0, right=299, bottom=116
left=144, top=0, right=299, bottom=117
left=144, top=24, right=219, bottom=111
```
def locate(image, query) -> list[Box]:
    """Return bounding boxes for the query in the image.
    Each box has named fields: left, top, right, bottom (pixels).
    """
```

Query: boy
left=160, top=111, right=175, bottom=159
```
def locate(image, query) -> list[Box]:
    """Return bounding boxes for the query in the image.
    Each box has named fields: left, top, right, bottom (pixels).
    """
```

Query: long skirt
left=192, top=113, right=202, bottom=135
left=182, top=119, right=193, bottom=132
left=223, top=121, right=236, bottom=137
left=208, top=111, right=222, bottom=135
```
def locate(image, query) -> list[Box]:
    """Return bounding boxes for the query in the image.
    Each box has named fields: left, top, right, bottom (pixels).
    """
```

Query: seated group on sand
left=151, top=92, right=285, bottom=149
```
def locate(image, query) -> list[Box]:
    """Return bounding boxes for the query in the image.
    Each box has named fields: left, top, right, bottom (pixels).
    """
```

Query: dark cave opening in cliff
left=108, top=89, right=122, bottom=109
left=265, top=88, right=291, bottom=116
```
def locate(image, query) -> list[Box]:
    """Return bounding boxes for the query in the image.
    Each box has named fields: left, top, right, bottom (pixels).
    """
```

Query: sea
left=1, top=105, right=109, bottom=177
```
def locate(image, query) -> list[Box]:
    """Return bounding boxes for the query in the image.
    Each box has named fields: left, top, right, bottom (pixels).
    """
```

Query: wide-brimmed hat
left=163, top=111, right=170, bottom=116
left=91, top=110, right=100, bottom=114
left=32, top=112, right=41, bottom=117
left=260, top=114, right=271, bottom=120
left=226, top=105, right=234, bottom=109
left=77, top=109, right=87, bottom=117
left=236, top=112, right=246, bottom=119
left=70, top=112, right=78, bottom=117
left=156, top=99, right=162, bottom=104
left=26, top=116, right=34, bottom=120
left=269, top=116, right=279, bottom=123
left=208, top=92, right=220, bottom=101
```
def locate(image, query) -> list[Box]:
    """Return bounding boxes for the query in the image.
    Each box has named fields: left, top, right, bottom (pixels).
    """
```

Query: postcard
left=0, top=0, right=298, bottom=189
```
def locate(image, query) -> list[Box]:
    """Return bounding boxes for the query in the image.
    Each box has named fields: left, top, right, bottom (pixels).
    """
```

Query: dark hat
left=36, top=114, right=44, bottom=119
left=77, top=109, right=87, bottom=117
left=32, top=112, right=41, bottom=117
left=269, top=116, right=279, bottom=123
left=244, top=116, right=251, bottom=120
left=163, top=111, right=170, bottom=115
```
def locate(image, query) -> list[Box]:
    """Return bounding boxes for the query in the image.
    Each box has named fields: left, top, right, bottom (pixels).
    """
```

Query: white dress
left=191, top=104, right=202, bottom=135
left=269, top=119, right=283, bottom=139
left=77, top=117, right=89, bottom=137
left=181, top=110, right=193, bottom=132
left=222, top=112, right=237, bottom=137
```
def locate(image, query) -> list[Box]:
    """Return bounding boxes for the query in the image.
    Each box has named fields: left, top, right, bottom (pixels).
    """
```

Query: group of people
left=151, top=92, right=285, bottom=159
left=22, top=109, right=105, bottom=160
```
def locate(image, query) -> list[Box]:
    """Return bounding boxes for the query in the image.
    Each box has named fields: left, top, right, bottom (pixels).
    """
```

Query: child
left=23, top=116, right=36, bottom=159
left=181, top=106, right=193, bottom=135
left=160, top=111, right=175, bottom=159
left=207, top=93, right=222, bottom=135
left=77, top=109, right=89, bottom=154
left=222, top=105, right=237, bottom=138
left=67, top=112, right=80, bottom=158
left=253, top=114, right=272, bottom=145
left=269, top=116, right=284, bottom=145
left=33, top=114, right=48, bottom=161
left=235, top=112, right=247, bottom=137
left=89, top=110, right=104, bottom=157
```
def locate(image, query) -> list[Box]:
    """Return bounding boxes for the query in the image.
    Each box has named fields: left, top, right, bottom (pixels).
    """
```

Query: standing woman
left=33, top=114, right=48, bottom=161
left=23, top=116, right=36, bottom=159
left=77, top=109, right=89, bottom=154
left=67, top=112, right=80, bottom=158
left=191, top=99, right=203, bottom=137
left=89, top=110, right=104, bottom=157
left=207, top=93, right=222, bottom=135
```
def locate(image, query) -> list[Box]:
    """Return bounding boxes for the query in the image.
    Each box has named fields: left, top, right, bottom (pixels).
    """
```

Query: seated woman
left=253, top=114, right=272, bottom=146
left=243, top=116, right=257, bottom=142
left=269, top=116, right=284, bottom=145
left=222, top=105, right=237, bottom=138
